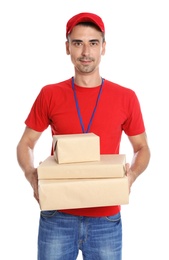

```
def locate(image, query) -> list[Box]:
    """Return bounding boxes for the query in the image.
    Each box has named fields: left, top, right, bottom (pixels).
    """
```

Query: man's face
left=66, top=25, right=106, bottom=74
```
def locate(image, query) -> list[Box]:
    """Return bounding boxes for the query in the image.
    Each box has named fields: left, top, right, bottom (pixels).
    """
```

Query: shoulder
left=41, top=78, right=72, bottom=93
left=104, top=79, right=134, bottom=92
left=104, top=79, right=137, bottom=97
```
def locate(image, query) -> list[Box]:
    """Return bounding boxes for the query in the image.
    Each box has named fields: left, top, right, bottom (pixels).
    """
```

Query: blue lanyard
left=72, top=77, right=104, bottom=133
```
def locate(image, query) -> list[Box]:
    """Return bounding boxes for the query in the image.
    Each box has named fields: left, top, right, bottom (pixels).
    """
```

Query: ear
left=65, top=41, right=70, bottom=55
left=101, top=41, right=106, bottom=56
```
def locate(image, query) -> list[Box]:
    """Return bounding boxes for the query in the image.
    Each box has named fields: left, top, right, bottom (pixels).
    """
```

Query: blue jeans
left=38, top=211, right=122, bottom=260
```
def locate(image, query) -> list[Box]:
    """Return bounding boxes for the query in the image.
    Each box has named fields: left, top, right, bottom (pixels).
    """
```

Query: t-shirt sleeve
left=25, top=87, right=50, bottom=132
left=122, top=91, right=145, bottom=136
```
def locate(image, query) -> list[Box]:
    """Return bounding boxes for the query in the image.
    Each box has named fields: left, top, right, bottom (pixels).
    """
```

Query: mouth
left=78, top=58, right=93, bottom=65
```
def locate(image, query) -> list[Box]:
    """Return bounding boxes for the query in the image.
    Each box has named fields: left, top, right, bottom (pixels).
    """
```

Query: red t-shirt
left=25, top=78, right=145, bottom=217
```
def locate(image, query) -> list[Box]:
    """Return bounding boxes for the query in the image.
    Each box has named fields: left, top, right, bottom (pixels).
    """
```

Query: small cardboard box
left=52, top=133, right=100, bottom=164
left=38, top=176, right=129, bottom=210
left=38, top=154, right=126, bottom=179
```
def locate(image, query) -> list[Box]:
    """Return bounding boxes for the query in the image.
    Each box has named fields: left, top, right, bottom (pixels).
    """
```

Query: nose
left=81, top=44, right=90, bottom=56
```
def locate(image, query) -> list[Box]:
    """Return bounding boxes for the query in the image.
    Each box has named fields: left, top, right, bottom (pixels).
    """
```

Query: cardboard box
left=38, top=176, right=129, bottom=210
left=38, top=154, right=126, bottom=179
left=52, top=133, right=100, bottom=164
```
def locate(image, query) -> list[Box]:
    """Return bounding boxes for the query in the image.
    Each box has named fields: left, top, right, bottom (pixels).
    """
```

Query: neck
left=73, top=73, right=102, bottom=88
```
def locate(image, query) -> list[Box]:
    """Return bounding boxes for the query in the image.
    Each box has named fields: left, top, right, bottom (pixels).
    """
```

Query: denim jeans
left=38, top=210, right=122, bottom=260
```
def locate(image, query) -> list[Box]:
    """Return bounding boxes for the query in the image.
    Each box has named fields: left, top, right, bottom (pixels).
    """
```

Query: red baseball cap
left=66, top=12, right=105, bottom=38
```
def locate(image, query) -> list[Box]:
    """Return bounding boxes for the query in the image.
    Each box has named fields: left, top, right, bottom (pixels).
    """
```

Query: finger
left=125, top=163, right=130, bottom=175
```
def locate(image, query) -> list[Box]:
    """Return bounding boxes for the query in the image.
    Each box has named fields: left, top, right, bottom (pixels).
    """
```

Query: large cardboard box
left=52, top=133, right=100, bottom=164
left=38, top=177, right=129, bottom=210
left=38, top=154, right=128, bottom=210
left=38, top=154, right=126, bottom=179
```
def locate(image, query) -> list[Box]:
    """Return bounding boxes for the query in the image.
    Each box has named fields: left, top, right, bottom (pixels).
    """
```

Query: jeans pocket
left=41, top=210, right=57, bottom=218
left=105, top=212, right=121, bottom=222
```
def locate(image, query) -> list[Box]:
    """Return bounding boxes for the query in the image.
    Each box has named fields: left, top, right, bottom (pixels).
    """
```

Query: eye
left=90, top=41, right=99, bottom=46
left=72, top=41, right=83, bottom=47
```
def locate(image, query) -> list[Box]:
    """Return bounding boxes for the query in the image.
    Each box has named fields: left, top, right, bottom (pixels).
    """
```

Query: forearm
left=17, top=142, right=39, bottom=202
left=128, top=145, right=150, bottom=186
left=17, top=142, right=37, bottom=182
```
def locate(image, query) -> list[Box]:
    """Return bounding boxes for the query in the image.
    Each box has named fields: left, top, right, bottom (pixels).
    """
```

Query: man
left=16, top=12, right=150, bottom=260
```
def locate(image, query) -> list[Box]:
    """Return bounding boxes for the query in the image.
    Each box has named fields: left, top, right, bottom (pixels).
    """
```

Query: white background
left=1, top=0, right=169, bottom=259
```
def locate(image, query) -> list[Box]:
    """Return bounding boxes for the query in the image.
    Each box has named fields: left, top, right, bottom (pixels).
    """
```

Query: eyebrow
left=71, top=39, right=100, bottom=43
